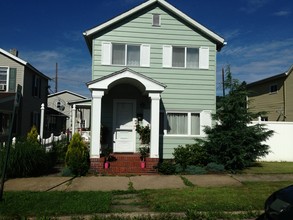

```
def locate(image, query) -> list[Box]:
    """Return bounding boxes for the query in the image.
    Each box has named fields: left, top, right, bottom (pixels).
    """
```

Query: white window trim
left=101, top=42, right=150, bottom=67
left=0, top=66, right=9, bottom=92
left=164, top=111, right=202, bottom=137
left=162, top=45, right=209, bottom=70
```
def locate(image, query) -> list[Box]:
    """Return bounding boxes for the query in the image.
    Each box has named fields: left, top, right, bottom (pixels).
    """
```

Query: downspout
left=283, top=78, right=287, bottom=121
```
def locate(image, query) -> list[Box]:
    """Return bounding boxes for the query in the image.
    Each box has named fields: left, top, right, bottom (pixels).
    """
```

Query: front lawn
left=1, top=181, right=292, bottom=219
left=0, top=191, right=111, bottom=217
left=243, top=162, right=293, bottom=174
left=140, top=181, right=292, bottom=212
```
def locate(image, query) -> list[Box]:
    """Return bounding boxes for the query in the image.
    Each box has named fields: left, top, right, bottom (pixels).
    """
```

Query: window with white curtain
left=163, top=45, right=209, bottom=69
left=112, top=44, right=125, bottom=65
left=102, top=42, right=150, bottom=67
left=112, top=43, right=140, bottom=66
left=172, top=46, right=199, bottom=68
left=167, top=112, right=200, bottom=135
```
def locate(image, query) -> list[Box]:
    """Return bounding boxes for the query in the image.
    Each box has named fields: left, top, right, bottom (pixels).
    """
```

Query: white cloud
left=240, top=0, right=272, bottom=13
left=273, top=10, right=291, bottom=16
left=21, top=47, right=92, bottom=97
left=217, top=38, right=293, bottom=86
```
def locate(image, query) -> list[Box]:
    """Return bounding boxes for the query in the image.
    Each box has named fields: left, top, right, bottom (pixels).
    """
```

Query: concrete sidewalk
left=3, top=174, right=293, bottom=192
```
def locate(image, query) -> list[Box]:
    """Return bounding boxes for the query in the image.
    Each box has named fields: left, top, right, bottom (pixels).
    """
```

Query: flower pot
left=140, top=161, right=146, bottom=169
left=104, top=161, right=109, bottom=169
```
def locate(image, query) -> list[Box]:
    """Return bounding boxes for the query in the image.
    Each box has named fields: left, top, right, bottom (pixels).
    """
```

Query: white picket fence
left=252, top=121, right=293, bottom=162
left=0, top=133, right=67, bottom=151
left=39, top=133, right=67, bottom=151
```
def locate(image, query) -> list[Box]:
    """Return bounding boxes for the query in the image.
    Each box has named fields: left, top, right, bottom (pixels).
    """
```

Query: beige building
left=247, top=65, right=293, bottom=121
left=0, top=48, right=50, bottom=140
left=47, top=90, right=91, bottom=136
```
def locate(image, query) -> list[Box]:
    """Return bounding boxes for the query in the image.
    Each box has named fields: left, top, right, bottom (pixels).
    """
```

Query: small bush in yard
left=173, top=143, right=209, bottom=170
left=27, top=125, right=39, bottom=143
left=52, top=139, right=68, bottom=164
left=157, top=160, right=176, bottom=175
left=205, top=162, right=225, bottom=173
left=65, top=133, right=90, bottom=176
left=0, top=139, right=51, bottom=178
left=185, top=165, right=207, bottom=175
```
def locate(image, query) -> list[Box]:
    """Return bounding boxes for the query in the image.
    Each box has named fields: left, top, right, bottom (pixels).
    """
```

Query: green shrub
left=27, top=125, right=39, bottom=143
left=173, top=143, right=209, bottom=169
left=185, top=165, right=207, bottom=175
left=205, top=162, right=225, bottom=173
left=52, top=139, right=68, bottom=164
left=0, top=139, right=52, bottom=178
left=65, top=133, right=90, bottom=176
left=157, top=160, right=176, bottom=175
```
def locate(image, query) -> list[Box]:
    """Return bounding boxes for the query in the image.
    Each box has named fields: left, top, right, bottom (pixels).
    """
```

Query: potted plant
left=102, top=147, right=112, bottom=169
left=136, top=124, right=150, bottom=168
left=139, top=146, right=149, bottom=168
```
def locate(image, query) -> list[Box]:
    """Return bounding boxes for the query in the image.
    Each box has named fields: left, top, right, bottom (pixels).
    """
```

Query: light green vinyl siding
left=91, top=6, right=218, bottom=158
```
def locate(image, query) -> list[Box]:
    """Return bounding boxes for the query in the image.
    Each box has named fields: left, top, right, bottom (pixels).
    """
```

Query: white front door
left=113, top=100, right=136, bottom=152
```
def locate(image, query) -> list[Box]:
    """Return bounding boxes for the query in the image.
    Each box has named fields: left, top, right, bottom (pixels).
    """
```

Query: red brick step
left=90, top=153, right=159, bottom=175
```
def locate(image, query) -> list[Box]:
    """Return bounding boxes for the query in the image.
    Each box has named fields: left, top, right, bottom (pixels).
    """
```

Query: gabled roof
left=48, top=90, right=88, bottom=100
left=83, top=0, right=225, bottom=52
left=0, top=48, right=51, bottom=80
left=247, top=64, right=293, bottom=87
left=87, top=67, right=166, bottom=92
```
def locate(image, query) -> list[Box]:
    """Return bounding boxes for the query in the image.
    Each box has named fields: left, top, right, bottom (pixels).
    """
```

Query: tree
left=201, top=66, right=274, bottom=171
left=65, top=133, right=90, bottom=176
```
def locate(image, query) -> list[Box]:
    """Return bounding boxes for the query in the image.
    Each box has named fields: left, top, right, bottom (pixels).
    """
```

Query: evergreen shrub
left=157, top=160, right=176, bottom=175
left=65, top=133, right=90, bottom=176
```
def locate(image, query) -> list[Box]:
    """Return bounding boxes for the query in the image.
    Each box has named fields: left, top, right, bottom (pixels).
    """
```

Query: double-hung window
left=102, top=42, right=150, bottom=67
left=166, top=112, right=200, bottom=135
left=0, top=67, right=8, bottom=91
left=112, top=44, right=140, bottom=66
left=172, top=47, right=199, bottom=68
left=163, top=45, right=209, bottom=69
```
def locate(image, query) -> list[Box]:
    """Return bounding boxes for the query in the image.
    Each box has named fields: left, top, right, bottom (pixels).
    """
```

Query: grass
left=1, top=181, right=291, bottom=219
left=0, top=191, right=111, bottom=218
left=243, top=162, right=293, bottom=174
left=140, top=181, right=292, bottom=213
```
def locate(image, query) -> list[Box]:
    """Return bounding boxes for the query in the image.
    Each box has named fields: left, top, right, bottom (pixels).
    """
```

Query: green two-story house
left=83, top=0, right=225, bottom=173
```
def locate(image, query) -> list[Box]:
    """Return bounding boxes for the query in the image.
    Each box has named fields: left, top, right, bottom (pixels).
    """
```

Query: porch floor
left=90, top=153, right=159, bottom=175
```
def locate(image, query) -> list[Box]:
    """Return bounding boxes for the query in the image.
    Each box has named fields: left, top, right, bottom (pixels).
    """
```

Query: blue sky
left=1, top=0, right=292, bottom=97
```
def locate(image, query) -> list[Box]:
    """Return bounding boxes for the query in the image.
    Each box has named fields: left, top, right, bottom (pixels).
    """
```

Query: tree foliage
left=65, top=133, right=90, bottom=176
left=27, top=125, right=39, bottom=143
left=202, top=66, right=274, bottom=171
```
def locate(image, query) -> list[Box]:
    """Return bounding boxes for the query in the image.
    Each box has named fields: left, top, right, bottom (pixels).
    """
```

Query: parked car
left=258, top=185, right=293, bottom=219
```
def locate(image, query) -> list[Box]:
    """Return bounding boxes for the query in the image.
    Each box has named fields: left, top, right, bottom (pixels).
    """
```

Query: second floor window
left=112, top=44, right=140, bottom=66
left=172, top=47, right=199, bottom=68
left=270, top=84, right=278, bottom=93
left=163, top=45, right=210, bottom=69
left=32, top=75, right=41, bottom=98
left=101, top=42, right=150, bottom=67
left=0, top=67, right=8, bottom=91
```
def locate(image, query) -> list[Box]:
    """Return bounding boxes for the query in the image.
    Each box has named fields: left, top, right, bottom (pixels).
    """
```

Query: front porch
left=87, top=68, right=166, bottom=174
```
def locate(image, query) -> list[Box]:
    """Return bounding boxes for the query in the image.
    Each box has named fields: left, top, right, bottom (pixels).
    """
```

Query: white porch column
left=149, top=93, right=161, bottom=158
left=72, top=104, right=76, bottom=134
left=40, top=103, right=45, bottom=140
left=90, top=90, right=104, bottom=158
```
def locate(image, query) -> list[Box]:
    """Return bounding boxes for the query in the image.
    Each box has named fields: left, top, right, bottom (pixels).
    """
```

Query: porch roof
left=86, top=68, right=166, bottom=93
